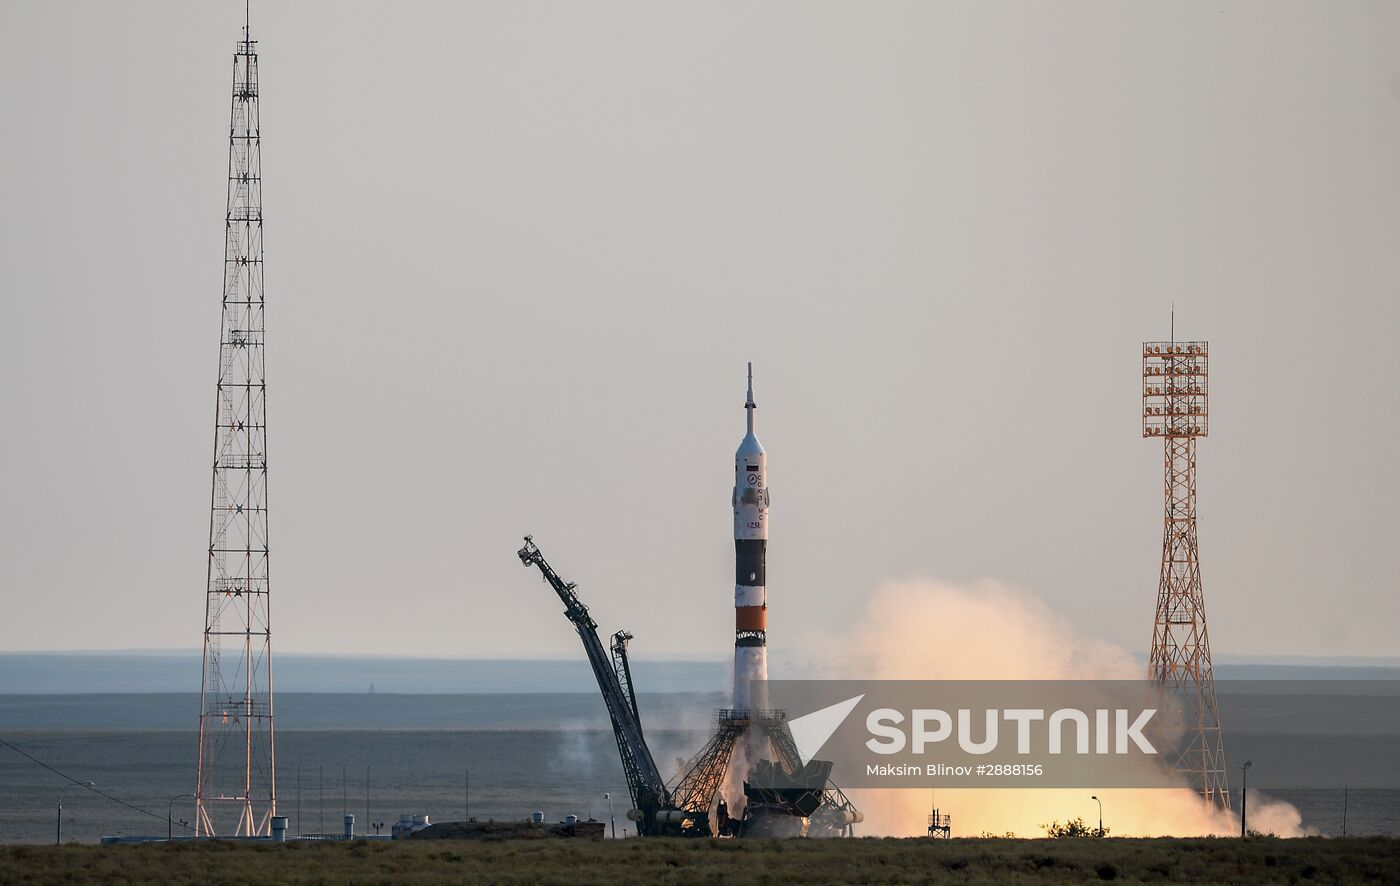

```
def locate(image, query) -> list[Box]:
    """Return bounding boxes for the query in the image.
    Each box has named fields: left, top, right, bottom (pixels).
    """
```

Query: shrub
left=1041, top=817, right=1108, bottom=838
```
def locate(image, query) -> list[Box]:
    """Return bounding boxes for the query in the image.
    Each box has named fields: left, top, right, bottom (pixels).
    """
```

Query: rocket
left=732, top=362, right=769, bottom=713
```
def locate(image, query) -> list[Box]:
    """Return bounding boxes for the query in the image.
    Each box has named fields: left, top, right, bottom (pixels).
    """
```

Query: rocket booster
left=732, top=362, right=768, bottom=713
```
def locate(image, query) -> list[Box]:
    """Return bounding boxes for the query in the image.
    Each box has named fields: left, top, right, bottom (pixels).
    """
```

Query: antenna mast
left=194, top=13, right=277, bottom=837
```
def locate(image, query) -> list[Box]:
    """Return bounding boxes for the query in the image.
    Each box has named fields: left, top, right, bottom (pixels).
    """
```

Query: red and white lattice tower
left=194, top=11, right=277, bottom=837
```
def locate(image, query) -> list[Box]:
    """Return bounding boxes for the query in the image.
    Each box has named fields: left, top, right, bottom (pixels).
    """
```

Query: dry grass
left=1, top=836, right=1397, bottom=885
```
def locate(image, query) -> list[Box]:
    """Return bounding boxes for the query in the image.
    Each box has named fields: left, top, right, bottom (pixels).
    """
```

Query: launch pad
left=518, top=537, right=861, bottom=838
left=684, top=709, right=861, bottom=838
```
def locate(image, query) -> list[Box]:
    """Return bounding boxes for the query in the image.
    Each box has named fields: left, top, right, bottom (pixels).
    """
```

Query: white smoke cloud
left=838, top=578, right=1310, bottom=837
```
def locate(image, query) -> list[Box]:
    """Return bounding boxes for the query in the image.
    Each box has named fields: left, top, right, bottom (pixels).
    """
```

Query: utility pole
left=57, top=782, right=94, bottom=845
left=1240, top=761, right=1252, bottom=837
left=168, top=793, right=194, bottom=841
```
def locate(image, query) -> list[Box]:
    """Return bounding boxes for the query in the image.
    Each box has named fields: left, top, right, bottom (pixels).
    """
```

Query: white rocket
left=732, top=362, right=769, bottom=713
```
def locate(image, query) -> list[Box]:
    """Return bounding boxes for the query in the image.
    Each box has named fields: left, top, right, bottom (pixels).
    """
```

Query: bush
left=1041, top=817, right=1108, bottom=838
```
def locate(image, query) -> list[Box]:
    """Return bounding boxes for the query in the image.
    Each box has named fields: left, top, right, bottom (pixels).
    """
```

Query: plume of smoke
left=840, top=578, right=1310, bottom=837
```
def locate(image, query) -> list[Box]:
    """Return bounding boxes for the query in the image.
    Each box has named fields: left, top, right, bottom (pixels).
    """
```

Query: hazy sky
left=1, top=2, right=1397, bottom=663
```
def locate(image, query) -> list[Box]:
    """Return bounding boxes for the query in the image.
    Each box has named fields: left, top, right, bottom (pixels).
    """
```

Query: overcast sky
left=1, top=1, right=1397, bottom=663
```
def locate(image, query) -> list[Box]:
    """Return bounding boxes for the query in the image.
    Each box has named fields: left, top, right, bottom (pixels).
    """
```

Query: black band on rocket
left=735, top=539, right=766, bottom=586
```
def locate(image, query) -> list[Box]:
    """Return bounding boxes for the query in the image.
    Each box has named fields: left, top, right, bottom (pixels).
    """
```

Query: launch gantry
left=517, top=536, right=860, bottom=837
left=516, top=537, right=672, bottom=829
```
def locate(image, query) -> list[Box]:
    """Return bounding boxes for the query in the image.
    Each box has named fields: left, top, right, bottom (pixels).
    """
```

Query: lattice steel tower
left=195, top=12, right=277, bottom=837
left=1142, top=334, right=1229, bottom=808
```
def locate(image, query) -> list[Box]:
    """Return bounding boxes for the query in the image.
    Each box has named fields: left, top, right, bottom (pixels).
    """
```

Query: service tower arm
left=517, top=537, right=671, bottom=826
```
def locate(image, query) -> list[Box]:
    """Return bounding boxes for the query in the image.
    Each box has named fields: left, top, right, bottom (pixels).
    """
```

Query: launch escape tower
left=1142, top=335, right=1229, bottom=808
left=195, top=14, right=277, bottom=837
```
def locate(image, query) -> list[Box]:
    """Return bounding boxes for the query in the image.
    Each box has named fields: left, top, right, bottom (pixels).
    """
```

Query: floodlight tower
left=1142, top=334, right=1229, bottom=808
left=194, top=12, right=277, bottom=837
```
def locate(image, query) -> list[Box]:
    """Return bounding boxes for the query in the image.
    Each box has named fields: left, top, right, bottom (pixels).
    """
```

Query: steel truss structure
left=518, top=538, right=671, bottom=824
left=669, top=714, right=745, bottom=819
left=195, top=16, right=277, bottom=837
left=1142, top=339, right=1229, bottom=808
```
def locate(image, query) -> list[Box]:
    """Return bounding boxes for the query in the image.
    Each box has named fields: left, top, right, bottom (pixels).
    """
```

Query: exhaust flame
left=840, top=579, right=1309, bottom=837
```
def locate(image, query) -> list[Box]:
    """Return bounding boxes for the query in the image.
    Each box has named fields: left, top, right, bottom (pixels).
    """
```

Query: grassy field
left=2, top=836, right=1397, bottom=884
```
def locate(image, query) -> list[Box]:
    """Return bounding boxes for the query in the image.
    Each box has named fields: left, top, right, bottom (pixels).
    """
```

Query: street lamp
left=168, top=793, right=194, bottom=841
left=57, top=781, right=95, bottom=844
left=1240, top=761, right=1253, bottom=838
left=604, top=792, right=615, bottom=839
left=1090, top=795, right=1103, bottom=837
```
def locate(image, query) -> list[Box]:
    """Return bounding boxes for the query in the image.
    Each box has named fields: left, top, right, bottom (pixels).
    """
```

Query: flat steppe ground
left=2, top=836, right=1397, bottom=884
